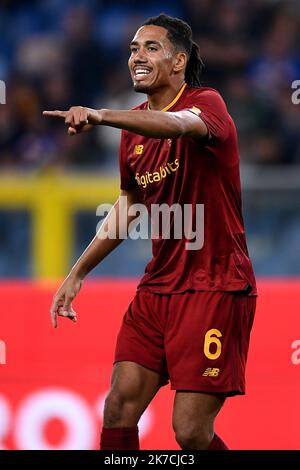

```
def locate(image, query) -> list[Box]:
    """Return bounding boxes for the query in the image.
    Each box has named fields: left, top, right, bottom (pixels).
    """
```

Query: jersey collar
left=147, top=82, right=187, bottom=112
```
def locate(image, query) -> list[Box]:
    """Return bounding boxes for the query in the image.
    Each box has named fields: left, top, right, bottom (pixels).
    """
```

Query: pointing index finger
left=43, top=110, right=67, bottom=118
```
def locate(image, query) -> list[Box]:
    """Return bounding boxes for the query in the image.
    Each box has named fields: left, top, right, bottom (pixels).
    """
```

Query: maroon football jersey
left=119, top=83, right=257, bottom=295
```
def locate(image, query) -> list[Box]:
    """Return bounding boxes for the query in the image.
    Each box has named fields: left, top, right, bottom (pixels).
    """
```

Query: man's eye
left=148, top=47, right=157, bottom=52
left=130, top=48, right=138, bottom=53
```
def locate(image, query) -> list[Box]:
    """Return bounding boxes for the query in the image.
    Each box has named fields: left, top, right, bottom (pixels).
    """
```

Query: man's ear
left=173, top=52, right=187, bottom=73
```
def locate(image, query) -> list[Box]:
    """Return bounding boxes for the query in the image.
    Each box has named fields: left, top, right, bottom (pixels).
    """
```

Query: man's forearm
left=43, top=105, right=207, bottom=139
left=100, top=109, right=187, bottom=138
left=70, top=233, right=123, bottom=280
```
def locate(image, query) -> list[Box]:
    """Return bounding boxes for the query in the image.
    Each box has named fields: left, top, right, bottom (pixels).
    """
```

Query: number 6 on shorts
left=204, top=328, right=222, bottom=360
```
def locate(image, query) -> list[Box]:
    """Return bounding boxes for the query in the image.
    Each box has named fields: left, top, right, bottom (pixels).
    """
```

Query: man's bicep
left=184, top=91, right=230, bottom=143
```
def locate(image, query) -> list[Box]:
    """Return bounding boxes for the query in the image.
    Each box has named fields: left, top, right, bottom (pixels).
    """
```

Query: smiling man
left=43, top=14, right=257, bottom=450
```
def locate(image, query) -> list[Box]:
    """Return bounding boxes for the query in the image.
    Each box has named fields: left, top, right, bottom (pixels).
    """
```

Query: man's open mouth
left=133, top=67, right=152, bottom=80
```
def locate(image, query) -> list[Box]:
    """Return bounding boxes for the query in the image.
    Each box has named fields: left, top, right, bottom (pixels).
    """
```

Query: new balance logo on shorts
left=202, top=368, right=220, bottom=377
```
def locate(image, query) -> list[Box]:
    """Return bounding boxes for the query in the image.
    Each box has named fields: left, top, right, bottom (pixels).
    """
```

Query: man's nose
left=133, top=49, right=147, bottom=63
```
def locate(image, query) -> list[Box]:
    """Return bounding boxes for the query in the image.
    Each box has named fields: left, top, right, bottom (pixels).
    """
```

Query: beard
left=133, top=82, right=150, bottom=94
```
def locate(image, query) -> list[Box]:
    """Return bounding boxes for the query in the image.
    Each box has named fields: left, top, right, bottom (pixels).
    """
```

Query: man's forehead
left=131, top=25, right=169, bottom=44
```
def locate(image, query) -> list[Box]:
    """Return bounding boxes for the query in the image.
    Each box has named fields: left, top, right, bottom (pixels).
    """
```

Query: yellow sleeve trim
left=188, top=106, right=201, bottom=116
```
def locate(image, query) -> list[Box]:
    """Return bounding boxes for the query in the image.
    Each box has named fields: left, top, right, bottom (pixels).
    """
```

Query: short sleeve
left=119, top=130, right=137, bottom=190
left=186, top=89, right=230, bottom=144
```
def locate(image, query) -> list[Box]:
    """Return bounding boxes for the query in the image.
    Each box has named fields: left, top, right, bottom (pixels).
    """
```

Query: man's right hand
left=50, top=273, right=83, bottom=328
left=43, top=106, right=104, bottom=135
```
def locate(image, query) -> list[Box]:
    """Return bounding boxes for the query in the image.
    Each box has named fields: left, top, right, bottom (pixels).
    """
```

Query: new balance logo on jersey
left=134, top=145, right=144, bottom=155
left=202, top=368, right=220, bottom=377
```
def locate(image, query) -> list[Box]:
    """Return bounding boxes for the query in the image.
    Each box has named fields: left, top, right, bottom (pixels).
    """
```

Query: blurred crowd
left=0, top=0, right=300, bottom=170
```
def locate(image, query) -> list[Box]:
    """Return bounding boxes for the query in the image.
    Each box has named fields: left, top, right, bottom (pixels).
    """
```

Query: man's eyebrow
left=130, top=40, right=162, bottom=47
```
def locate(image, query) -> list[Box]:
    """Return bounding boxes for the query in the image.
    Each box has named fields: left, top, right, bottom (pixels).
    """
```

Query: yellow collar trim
left=148, top=82, right=187, bottom=112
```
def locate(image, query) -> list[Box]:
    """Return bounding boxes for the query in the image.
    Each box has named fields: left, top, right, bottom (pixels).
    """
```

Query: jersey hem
left=137, top=283, right=257, bottom=296
left=170, top=383, right=245, bottom=396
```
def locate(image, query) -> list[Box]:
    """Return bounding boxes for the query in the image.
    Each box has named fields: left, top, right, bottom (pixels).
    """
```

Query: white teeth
left=135, top=69, right=150, bottom=75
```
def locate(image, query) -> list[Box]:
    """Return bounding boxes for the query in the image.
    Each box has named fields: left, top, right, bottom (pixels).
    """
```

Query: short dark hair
left=142, top=13, right=204, bottom=87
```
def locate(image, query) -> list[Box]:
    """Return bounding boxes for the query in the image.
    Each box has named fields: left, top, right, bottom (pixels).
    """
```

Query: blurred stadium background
left=0, top=0, right=300, bottom=450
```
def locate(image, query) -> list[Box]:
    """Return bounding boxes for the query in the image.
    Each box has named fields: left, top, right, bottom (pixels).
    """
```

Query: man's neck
left=147, top=80, right=186, bottom=111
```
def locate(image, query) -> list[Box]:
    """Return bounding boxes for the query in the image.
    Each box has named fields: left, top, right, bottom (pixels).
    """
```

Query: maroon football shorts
left=114, top=289, right=256, bottom=395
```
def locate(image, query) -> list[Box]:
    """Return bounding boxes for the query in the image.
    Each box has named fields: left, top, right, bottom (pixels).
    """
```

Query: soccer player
left=43, top=14, right=257, bottom=450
